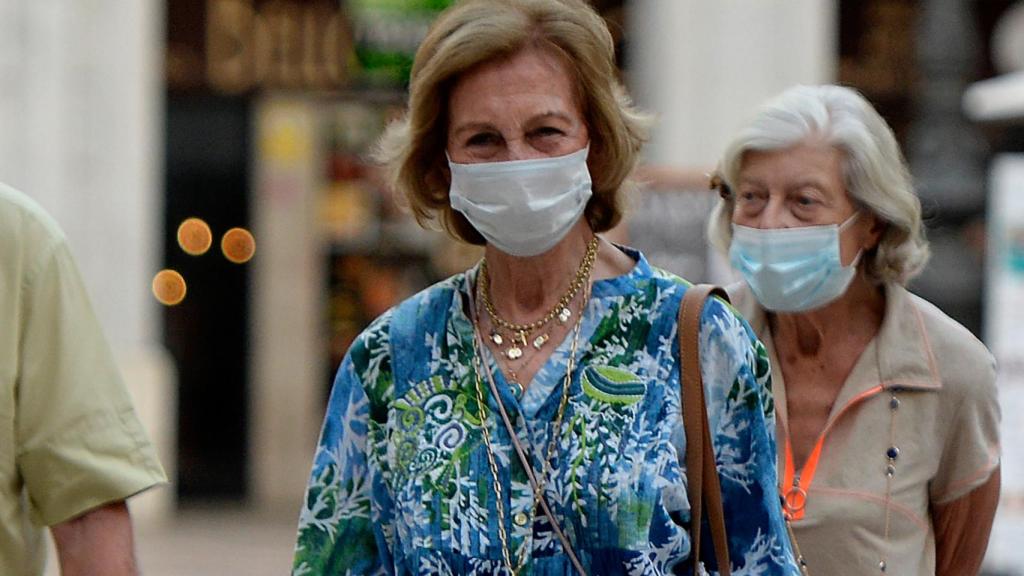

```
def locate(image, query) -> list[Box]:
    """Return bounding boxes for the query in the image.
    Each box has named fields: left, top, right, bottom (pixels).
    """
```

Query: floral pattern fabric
left=293, top=249, right=799, bottom=575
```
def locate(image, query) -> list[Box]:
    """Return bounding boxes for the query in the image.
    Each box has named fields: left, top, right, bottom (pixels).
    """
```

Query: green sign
left=349, top=0, right=456, bottom=86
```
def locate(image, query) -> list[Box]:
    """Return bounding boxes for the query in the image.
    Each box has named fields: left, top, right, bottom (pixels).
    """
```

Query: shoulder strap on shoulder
left=679, top=284, right=732, bottom=576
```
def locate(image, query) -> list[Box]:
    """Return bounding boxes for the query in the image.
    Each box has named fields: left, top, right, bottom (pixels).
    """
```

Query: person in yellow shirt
left=0, top=183, right=166, bottom=575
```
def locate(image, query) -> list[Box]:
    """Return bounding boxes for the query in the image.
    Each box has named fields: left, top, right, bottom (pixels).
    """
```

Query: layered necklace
left=479, top=236, right=599, bottom=363
left=468, top=239, right=596, bottom=576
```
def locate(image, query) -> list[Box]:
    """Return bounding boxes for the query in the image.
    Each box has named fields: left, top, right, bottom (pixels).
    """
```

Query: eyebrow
left=785, top=178, right=833, bottom=193
left=450, top=122, right=496, bottom=140
left=736, top=177, right=832, bottom=192
left=450, top=111, right=575, bottom=140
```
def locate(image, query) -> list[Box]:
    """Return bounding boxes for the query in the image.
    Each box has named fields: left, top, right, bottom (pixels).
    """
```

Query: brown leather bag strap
left=680, top=284, right=732, bottom=576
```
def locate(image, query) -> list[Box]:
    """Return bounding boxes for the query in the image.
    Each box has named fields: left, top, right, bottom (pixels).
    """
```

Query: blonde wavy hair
left=708, top=84, right=930, bottom=285
left=375, top=0, right=650, bottom=244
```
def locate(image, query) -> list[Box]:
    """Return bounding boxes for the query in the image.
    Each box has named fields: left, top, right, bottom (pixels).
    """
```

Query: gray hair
left=708, top=84, right=929, bottom=285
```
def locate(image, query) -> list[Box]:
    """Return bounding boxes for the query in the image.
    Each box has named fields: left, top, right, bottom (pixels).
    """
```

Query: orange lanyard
left=780, top=385, right=884, bottom=521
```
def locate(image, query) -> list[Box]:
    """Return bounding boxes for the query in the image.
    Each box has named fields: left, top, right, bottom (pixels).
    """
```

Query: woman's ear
left=862, top=212, right=886, bottom=250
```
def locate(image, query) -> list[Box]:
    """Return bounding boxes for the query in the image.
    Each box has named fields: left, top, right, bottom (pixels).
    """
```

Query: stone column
left=250, top=97, right=326, bottom=509
left=0, top=0, right=172, bottom=521
left=628, top=0, right=838, bottom=168
left=627, top=0, right=838, bottom=282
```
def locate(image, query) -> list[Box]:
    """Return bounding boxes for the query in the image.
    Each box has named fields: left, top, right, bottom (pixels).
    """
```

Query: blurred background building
left=0, top=0, right=1021, bottom=574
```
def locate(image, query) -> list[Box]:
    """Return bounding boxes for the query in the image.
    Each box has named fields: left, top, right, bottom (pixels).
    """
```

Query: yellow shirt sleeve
left=16, top=238, right=167, bottom=526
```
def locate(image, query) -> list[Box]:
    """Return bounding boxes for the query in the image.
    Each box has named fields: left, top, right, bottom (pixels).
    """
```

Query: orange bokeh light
left=221, top=228, right=256, bottom=264
left=152, top=269, right=187, bottom=306
left=177, top=217, right=213, bottom=256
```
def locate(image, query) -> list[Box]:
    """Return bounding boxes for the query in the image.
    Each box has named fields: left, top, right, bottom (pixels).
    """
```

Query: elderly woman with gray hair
left=710, top=84, right=1000, bottom=576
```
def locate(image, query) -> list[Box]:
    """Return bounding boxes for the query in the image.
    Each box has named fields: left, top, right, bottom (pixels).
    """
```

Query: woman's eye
left=530, top=127, right=564, bottom=138
left=738, top=190, right=764, bottom=204
left=794, top=195, right=819, bottom=207
left=466, top=133, right=500, bottom=147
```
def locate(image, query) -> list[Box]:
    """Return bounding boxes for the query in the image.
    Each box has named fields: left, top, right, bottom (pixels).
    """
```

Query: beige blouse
left=730, top=283, right=1000, bottom=576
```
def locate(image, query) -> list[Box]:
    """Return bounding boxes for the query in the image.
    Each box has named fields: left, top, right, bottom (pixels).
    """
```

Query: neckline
left=454, top=245, right=647, bottom=418
left=734, top=282, right=942, bottom=407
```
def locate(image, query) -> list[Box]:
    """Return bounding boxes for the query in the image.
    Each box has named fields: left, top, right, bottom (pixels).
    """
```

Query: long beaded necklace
left=468, top=264, right=592, bottom=576
left=480, top=237, right=599, bottom=363
left=781, top=346, right=901, bottom=575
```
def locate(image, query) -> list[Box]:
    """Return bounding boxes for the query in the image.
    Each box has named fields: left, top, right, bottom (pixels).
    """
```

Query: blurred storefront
left=164, top=0, right=463, bottom=506
left=965, top=3, right=1024, bottom=573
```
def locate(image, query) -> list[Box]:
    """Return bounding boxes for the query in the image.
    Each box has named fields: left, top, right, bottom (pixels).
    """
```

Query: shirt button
left=513, top=512, right=529, bottom=527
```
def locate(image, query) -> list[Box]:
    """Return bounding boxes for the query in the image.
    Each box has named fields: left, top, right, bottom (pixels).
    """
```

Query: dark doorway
left=163, top=94, right=251, bottom=500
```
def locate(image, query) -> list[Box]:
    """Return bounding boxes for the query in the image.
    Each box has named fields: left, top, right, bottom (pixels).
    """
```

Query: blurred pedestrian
left=0, top=183, right=167, bottom=575
left=710, top=84, right=1000, bottom=576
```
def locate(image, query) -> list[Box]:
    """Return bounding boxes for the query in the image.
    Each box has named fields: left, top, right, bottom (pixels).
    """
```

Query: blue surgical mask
left=448, top=146, right=592, bottom=257
left=729, top=212, right=862, bottom=312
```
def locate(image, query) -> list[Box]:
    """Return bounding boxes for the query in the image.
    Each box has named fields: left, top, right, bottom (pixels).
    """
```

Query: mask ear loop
left=846, top=249, right=864, bottom=270
left=838, top=211, right=864, bottom=269
left=838, top=210, right=861, bottom=231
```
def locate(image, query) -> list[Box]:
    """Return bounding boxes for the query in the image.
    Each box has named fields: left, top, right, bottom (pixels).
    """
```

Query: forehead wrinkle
left=737, top=175, right=767, bottom=188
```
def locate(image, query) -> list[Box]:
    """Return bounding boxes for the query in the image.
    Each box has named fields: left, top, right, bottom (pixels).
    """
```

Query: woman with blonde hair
left=710, top=84, right=1000, bottom=576
left=292, top=1, right=798, bottom=574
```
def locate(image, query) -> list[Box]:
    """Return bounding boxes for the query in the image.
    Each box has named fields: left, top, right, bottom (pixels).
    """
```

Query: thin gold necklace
left=469, top=277, right=590, bottom=576
left=480, top=237, right=599, bottom=362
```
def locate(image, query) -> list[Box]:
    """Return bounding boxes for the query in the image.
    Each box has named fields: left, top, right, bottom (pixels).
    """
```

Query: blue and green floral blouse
left=292, top=249, right=799, bottom=575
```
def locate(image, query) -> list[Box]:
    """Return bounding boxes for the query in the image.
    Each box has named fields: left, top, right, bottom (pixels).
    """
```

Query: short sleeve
left=16, top=240, right=166, bottom=526
left=930, top=352, right=1001, bottom=504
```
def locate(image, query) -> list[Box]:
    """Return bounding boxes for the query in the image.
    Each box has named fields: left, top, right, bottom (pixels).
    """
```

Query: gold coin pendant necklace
left=480, top=237, right=599, bottom=364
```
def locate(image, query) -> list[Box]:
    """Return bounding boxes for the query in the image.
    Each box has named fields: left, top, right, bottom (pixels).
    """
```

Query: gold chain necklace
left=469, top=276, right=590, bottom=576
left=480, top=237, right=599, bottom=362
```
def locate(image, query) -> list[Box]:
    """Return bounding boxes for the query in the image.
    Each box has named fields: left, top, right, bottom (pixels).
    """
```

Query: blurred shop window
left=168, top=0, right=459, bottom=96
left=165, top=0, right=460, bottom=502
left=837, top=0, right=1021, bottom=338
left=164, top=0, right=628, bottom=503
left=313, top=98, right=466, bottom=393
left=838, top=0, right=917, bottom=141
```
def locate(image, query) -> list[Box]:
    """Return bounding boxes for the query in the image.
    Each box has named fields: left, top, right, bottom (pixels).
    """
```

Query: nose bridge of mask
left=732, top=223, right=837, bottom=261
left=448, top=146, right=590, bottom=200
left=448, top=145, right=590, bottom=173
left=775, top=227, right=839, bottom=260
left=734, top=210, right=862, bottom=258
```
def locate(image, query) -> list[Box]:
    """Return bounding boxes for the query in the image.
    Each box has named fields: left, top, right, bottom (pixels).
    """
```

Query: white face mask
left=448, top=145, right=592, bottom=257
